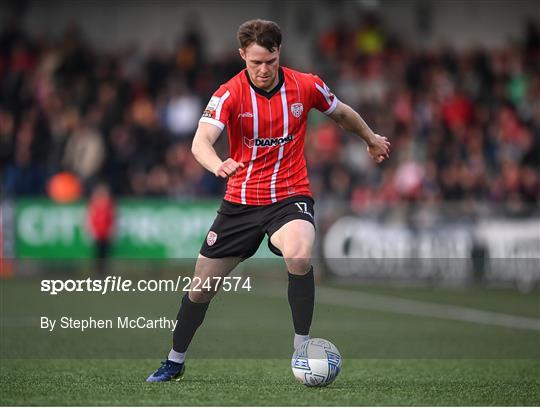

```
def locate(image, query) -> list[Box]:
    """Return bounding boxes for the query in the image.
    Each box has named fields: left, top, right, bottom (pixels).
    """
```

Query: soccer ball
left=291, top=338, right=342, bottom=387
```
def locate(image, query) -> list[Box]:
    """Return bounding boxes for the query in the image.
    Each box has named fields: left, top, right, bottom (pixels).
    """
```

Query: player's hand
left=367, top=134, right=390, bottom=164
left=214, top=158, right=245, bottom=178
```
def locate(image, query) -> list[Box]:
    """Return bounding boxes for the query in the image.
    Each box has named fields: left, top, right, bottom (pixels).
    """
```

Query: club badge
left=291, top=103, right=303, bottom=118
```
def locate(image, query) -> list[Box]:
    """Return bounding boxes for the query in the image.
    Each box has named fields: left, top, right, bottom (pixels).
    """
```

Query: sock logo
left=295, top=202, right=313, bottom=219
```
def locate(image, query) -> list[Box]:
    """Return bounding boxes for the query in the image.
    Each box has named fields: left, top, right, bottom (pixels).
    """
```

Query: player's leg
left=270, top=219, right=316, bottom=349
left=270, top=219, right=315, bottom=274
left=171, top=255, right=241, bottom=357
left=148, top=199, right=264, bottom=382
left=147, top=255, right=241, bottom=382
left=169, top=200, right=263, bottom=362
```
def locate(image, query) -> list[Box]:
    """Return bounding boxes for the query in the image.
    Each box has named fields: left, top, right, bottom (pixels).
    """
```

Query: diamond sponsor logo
left=243, top=135, right=294, bottom=148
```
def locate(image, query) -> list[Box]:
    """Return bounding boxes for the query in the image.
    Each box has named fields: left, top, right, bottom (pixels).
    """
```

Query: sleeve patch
left=206, top=96, right=220, bottom=111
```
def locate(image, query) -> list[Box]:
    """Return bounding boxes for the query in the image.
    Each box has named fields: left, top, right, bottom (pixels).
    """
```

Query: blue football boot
left=146, top=360, right=185, bottom=382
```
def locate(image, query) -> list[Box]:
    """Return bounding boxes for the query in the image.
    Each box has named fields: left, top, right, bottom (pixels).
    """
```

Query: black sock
left=172, top=294, right=210, bottom=353
left=288, top=266, right=314, bottom=335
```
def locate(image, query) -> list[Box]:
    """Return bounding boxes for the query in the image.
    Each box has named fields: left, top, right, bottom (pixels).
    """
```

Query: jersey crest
left=291, top=102, right=304, bottom=118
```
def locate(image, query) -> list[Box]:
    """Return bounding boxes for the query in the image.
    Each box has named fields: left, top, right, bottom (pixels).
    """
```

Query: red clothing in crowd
left=87, top=197, right=115, bottom=241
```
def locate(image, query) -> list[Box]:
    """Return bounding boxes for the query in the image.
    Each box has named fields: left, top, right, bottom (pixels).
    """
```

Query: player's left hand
left=367, top=134, right=390, bottom=164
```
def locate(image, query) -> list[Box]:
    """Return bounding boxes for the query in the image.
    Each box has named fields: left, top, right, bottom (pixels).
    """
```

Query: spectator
left=87, top=183, right=115, bottom=276
left=63, top=118, right=105, bottom=185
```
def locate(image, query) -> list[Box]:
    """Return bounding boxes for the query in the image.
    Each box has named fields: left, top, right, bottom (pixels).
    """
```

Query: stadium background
left=1, top=0, right=539, bottom=406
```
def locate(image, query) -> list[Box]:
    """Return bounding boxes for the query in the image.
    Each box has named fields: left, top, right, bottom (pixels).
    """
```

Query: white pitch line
left=254, top=286, right=540, bottom=332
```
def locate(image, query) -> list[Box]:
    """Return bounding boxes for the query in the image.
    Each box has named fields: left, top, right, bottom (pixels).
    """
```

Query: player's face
left=239, top=43, right=280, bottom=91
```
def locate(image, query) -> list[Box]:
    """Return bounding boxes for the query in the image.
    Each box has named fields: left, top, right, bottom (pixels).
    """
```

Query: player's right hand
left=215, top=158, right=245, bottom=178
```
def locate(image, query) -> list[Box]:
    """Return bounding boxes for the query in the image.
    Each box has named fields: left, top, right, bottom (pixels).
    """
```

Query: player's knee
left=285, top=258, right=312, bottom=275
left=190, top=293, right=214, bottom=303
left=282, top=240, right=312, bottom=260
left=188, top=276, right=219, bottom=303
left=188, top=289, right=215, bottom=303
left=283, top=244, right=312, bottom=274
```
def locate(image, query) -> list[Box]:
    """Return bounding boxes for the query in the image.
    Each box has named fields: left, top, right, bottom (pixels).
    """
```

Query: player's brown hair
left=237, top=19, right=282, bottom=52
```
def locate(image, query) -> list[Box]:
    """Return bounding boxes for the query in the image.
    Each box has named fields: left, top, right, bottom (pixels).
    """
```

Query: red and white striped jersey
left=199, top=66, right=338, bottom=205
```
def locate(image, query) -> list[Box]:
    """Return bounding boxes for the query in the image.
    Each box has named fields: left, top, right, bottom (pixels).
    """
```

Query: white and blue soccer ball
left=291, top=338, right=342, bottom=387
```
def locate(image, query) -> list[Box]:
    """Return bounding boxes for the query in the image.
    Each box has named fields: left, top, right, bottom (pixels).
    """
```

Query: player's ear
left=239, top=48, right=246, bottom=61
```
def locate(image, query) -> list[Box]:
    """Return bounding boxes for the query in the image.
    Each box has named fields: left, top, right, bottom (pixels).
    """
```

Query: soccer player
left=147, top=19, right=390, bottom=382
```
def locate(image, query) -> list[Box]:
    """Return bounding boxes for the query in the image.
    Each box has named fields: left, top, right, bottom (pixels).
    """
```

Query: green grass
left=1, top=359, right=539, bottom=406
left=337, top=283, right=540, bottom=318
left=1, top=274, right=539, bottom=405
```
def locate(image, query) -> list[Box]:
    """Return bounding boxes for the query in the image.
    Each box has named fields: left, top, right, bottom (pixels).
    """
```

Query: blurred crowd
left=310, top=15, right=540, bottom=217
left=1, top=15, right=539, bottom=215
left=0, top=20, right=238, bottom=199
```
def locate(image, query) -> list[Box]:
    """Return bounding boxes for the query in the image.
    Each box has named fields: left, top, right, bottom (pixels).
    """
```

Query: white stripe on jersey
left=199, top=117, right=225, bottom=130
left=270, top=83, right=288, bottom=203
left=241, top=88, right=259, bottom=205
left=315, top=83, right=332, bottom=106
left=215, top=90, right=230, bottom=121
left=323, top=96, right=339, bottom=115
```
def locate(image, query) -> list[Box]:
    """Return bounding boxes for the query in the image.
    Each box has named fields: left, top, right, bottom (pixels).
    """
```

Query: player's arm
left=328, top=100, right=390, bottom=164
left=191, top=123, right=244, bottom=178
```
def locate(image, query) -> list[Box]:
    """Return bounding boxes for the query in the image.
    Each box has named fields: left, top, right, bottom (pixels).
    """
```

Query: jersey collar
left=245, top=68, right=284, bottom=99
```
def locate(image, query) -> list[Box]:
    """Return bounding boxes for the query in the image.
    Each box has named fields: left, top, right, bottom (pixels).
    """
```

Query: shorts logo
left=295, top=202, right=313, bottom=219
left=206, top=231, right=218, bottom=246
left=291, top=103, right=303, bottom=118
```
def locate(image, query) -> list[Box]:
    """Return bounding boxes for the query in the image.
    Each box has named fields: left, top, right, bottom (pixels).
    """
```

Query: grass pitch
left=1, top=272, right=539, bottom=405
left=1, top=358, right=539, bottom=406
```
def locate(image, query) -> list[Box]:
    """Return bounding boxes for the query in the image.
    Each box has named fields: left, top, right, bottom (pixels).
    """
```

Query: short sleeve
left=199, top=85, right=233, bottom=131
left=310, top=75, right=338, bottom=115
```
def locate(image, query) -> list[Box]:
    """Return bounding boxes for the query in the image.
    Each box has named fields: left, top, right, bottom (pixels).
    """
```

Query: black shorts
left=200, top=195, right=315, bottom=259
